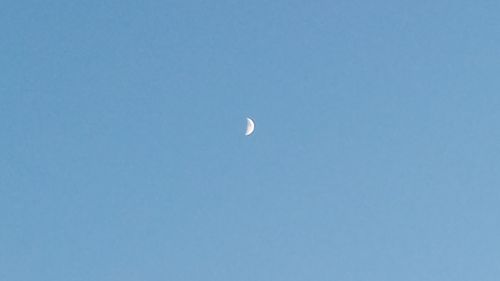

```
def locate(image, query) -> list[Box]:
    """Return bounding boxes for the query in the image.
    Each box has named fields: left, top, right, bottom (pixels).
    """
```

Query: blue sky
left=1, top=1, right=500, bottom=280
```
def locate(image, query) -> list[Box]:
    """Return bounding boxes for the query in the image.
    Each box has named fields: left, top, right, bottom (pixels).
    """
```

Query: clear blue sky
left=1, top=1, right=500, bottom=280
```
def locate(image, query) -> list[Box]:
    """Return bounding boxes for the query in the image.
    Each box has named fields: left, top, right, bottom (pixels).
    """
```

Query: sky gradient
left=1, top=1, right=500, bottom=280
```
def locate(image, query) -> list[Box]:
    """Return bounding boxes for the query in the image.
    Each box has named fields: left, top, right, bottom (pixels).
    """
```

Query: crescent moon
left=245, top=117, right=255, bottom=136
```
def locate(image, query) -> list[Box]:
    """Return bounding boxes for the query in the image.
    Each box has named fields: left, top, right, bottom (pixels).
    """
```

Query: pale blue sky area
left=1, top=1, right=500, bottom=280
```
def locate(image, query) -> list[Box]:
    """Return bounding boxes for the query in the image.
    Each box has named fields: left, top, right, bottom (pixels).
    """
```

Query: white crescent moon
left=245, top=117, right=255, bottom=136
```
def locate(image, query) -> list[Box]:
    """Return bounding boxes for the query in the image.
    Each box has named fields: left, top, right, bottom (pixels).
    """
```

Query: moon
left=245, top=117, right=255, bottom=136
